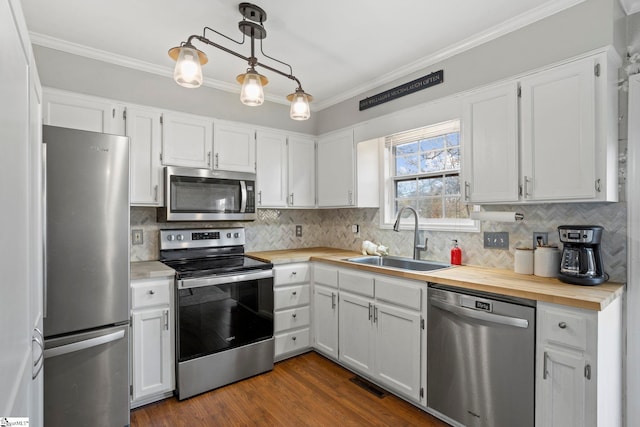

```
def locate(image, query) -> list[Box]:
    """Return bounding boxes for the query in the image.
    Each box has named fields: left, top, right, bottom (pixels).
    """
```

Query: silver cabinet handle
left=292, top=336, right=297, bottom=341
left=374, top=306, right=379, bottom=323
left=154, top=185, right=158, bottom=202
left=215, top=153, right=219, bottom=169
left=464, top=181, right=470, bottom=201
left=164, top=310, right=169, bottom=331
left=289, top=193, right=294, bottom=205
left=584, top=363, right=591, bottom=380
left=368, top=303, right=373, bottom=320
left=348, top=190, right=353, bottom=205
left=148, top=290, right=155, bottom=295
left=331, top=292, right=336, bottom=309
left=44, top=330, right=125, bottom=359
left=257, top=190, right=262, bottom=205
left=523, top=176, right=531, bottom=198
left=207, top=151, right=212, bottom=167
left=595, top=179, right=601, bottom=193
left=292, top=291, right=297, bottom=296
left=558, top=321, right=567, bottom=329
left=543, top=351, right=549, bottom=379
left=292, top=313, right=297, bottom=318
left=32, top=328, right=44, bottom=379
left=291, top=271, right=297, bottom=276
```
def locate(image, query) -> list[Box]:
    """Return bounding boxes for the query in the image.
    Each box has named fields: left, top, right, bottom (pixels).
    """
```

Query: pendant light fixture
left=168, top=2, right=312, bottom=120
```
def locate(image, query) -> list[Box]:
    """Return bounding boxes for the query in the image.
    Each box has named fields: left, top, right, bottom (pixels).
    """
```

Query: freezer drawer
left=44, top=324, right=129, bottom=427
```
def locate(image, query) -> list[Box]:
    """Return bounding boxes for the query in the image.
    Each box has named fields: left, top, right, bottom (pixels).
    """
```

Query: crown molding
left=314, top=0, right=586, bottom=110
left=30, top=0, right=585, bottom=112
left=29, top=32, right=291, bottom=106
left=619, top=0, right=640, bottom=14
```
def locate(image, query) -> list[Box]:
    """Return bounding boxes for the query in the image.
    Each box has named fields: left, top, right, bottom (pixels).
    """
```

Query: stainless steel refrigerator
left=43, top=125, right=130, bottom=427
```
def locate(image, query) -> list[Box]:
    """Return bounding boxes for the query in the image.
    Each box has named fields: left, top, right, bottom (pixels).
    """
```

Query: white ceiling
left=22, top=0, right=591, bottom=110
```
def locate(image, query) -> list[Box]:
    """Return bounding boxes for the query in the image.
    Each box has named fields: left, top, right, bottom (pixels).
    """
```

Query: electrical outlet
left=295, top=225, right=302, bottom=237
left=352, top=224, right=359, bottom=234
left=131, top=229, right=144, bottom=245
left=533, top=232, right=549, bottom=248
left=484, top=232, right=509, bottom=249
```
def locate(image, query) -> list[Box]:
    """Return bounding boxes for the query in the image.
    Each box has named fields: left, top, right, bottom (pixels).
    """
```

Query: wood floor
left=131, top=352, right=448, bottom=426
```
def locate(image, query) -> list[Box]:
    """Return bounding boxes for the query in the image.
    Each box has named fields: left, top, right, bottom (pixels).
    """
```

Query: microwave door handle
left=240, top=180, right=247, bottom=213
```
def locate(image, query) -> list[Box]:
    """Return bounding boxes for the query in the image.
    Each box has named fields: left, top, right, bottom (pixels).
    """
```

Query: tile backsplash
left=131, top=202, right=626, bottom=283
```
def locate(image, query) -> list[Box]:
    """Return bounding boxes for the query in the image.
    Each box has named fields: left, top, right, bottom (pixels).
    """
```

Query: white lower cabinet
left=130, top=277, right=174, bottom=408
left=535, top=299, right=622, bottom=427
left=339, top=291, right=375, bottom=373
left=312, top=284, right=339, bottom=359
left=273, top=263, right=311, bottom=361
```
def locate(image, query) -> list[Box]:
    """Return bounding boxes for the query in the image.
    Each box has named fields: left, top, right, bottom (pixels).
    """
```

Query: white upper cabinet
left=462, top=81, right=519, bottom=203
left=461, top=49, right=619, bottom=204
left=43, top=88, right=123, bottom=135
left=520, top=57, right=597, bottom=201
left=125, top=106, right=163, bottom=206
left=213, top=120, right=256, bottom=173
left=161, top=112, right=213, bottom=169
left=288, top=136, right=316, bottom=207
left=256, top=130, right=288, bottom=207
left=317, top=129, right=355, bottom=207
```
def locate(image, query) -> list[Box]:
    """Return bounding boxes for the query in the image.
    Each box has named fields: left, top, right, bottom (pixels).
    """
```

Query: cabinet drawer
left=541, top=307, right=588, bottom=351
left=314, top=264, right=338, bottom=288
left=131, top=279, right=171, bottom=309
left=274, top=306, right=311, bottom=333
left=275, top=328, right=310, bottom=356
left=375, top=277, right=422, bottom=311
left=274, top=285, right=310, bottom=309
left=274, top=263, right=310, bottom=286
left=339, top=270, right=374, bottom=297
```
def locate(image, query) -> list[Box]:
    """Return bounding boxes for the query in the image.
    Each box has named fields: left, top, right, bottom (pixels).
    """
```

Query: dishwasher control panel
left=461, top=295, right=493, bottom=313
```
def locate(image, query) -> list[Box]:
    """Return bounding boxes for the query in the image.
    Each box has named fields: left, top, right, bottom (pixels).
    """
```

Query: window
left=383, top=120, right=477, bottom=231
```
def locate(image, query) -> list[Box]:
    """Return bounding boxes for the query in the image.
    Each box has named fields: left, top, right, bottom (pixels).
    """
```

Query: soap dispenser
left=451, top=240, right=462, bottom=265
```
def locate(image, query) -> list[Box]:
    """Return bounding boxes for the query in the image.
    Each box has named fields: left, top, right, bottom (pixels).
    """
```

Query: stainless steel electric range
left=159, top=227, right=274, bottom=400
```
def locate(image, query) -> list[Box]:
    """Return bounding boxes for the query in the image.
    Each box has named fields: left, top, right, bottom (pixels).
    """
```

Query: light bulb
left=239, top=71, right=265, bottom=106
left=173, top=47, right=203, bottom=88
left=288, top=90, right=311, bottom=120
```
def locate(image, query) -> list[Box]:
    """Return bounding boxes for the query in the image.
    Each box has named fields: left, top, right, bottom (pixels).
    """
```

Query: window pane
left=444, top=197, right=468, bottom=218
left=395, top=155, right=419, bottom=176
left=395, top=198, right=414, bottom=214
left=418, top=198, right=443, bottom=219
left=395, top=142, right=418, bottom=155
left=396, top=180, right=417, bottom=198
left=446, top=132, right=460, bottom=147
left=421, top=151, right=445, bottom=172
left=419, top=177, right=443, bottom=196
left=420, top=136, right=445, bottom=151
left=446, top=148, right=460, bottom=170
left=444, top=175, right=460, bottom=195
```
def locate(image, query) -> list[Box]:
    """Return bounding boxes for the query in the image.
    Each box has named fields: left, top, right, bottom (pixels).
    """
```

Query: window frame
left=380, top=119, right=479, bottom=232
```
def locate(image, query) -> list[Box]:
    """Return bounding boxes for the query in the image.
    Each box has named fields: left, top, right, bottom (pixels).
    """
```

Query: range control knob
left=234, top=232, right=239, bottom=238
left=167, top=235, right=175, bottom=241
left=227, top=233, right=232, bottom=238
left=176, top=234, right=184, bottom=241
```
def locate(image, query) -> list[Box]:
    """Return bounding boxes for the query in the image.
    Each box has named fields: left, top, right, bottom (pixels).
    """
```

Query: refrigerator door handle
left=42, top=141, right=47, bottom=318
left=44, top=329, right=125, bottom=359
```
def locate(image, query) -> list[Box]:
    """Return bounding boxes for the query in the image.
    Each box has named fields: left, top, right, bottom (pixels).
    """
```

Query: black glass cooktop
left=162, top=255, right=272, bottom=279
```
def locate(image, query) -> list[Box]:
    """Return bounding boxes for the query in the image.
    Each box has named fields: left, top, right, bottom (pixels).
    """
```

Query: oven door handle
left=178, top=269, right=274, bottom=289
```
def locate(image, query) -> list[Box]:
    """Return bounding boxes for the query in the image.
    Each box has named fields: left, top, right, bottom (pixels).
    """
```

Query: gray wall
left=318, top=0, right=626, bottom=134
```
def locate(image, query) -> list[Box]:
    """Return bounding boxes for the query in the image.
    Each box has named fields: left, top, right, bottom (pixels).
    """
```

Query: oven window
left=177, top=277, right=274, bottom=362
left=170, top=176, right=241, bottom=213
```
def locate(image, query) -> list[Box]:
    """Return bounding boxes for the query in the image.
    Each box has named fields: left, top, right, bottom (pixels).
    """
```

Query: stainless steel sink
left=345, top=255, right=450, bottom=272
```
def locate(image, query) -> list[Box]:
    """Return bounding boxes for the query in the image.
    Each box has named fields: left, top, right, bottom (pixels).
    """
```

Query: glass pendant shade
left=238, top=69, right=266, bottom=106
left=287, top=89, right=312, bottom=120
left=173, top=46, right=204, bottom=88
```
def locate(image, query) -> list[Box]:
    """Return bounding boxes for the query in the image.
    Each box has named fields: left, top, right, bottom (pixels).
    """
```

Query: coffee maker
left=557, top=225, right=606, bottom=285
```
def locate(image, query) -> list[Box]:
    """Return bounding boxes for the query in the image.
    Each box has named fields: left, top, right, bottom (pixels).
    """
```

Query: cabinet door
left=126, top=107, right=163, bottom=205
left=288, top=136, right=316, bottom=207
left=374, top=302, right=421, bottom=401
left=256, top=130, right=287, bottom=207
left=213, top=121, right=256, bottom=173
left=131, top=307, right=173, bottom=401
left=313, top=285, right=338, bottom=359
left=43, top=89, right=122, bottom=134
left=537, top=347, right=586, bottom=427
left=462, top=82, right=519, bottom=203
left=520, top=58, right=596, bottom=201
left=317, top=130, right=355, bottom=206
left=338, top=292, right=374, bottom=374
left=161, top=112, right=213, bottom=169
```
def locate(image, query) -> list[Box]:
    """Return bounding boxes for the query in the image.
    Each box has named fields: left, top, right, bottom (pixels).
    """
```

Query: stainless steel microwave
left=158, top=166, right=256, bottom=222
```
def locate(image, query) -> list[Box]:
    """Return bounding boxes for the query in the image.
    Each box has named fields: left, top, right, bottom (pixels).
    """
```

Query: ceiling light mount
left=169, top=2, right=312, bottom=120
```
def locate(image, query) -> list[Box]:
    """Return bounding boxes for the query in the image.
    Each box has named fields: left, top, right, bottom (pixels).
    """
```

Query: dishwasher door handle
left=430, top=298, right=529, bottom=328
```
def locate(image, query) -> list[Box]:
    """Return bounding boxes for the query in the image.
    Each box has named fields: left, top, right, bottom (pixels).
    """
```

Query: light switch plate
left=295, top=225, right=302, bottom=237
left=484, top=232, right=509, bottom=249
left=131, top=229, right=143, bottom=245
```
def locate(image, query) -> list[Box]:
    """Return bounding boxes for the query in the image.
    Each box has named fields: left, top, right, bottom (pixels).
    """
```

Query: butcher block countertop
left=131, top=261, right=175, bottom=280
left=247, top=247, right=625, bottom=311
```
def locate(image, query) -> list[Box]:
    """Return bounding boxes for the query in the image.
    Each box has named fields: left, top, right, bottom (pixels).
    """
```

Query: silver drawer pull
left=558, top=322, right=567, bottom=329
left=292, top=313, right=297, bottom=318
left=291, top=271, right=297, bottom=275
left=292, top=336, right=297, bottom=341
left=148, top=290, right=155, bottom=295
left=292, top=291, right=297, bottom=296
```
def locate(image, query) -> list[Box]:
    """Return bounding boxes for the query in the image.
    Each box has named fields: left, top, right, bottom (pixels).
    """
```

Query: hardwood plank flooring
left=131, top=352, right=448, bottom=426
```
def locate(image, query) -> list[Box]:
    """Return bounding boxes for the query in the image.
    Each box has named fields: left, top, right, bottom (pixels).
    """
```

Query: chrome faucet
left=393, top=206, right=428, bottom=260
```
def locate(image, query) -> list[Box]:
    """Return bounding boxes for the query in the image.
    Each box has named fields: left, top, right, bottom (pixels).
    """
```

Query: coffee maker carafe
left=557, top=225, right=606, bottom=285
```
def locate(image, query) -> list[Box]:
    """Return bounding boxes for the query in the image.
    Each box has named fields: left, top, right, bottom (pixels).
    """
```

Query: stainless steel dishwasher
left=427, top=284, right=536, bottom=427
